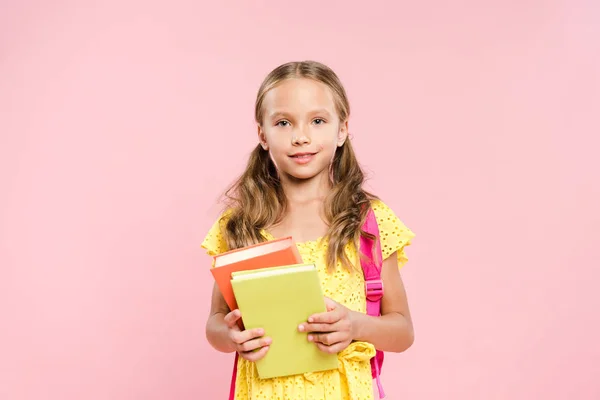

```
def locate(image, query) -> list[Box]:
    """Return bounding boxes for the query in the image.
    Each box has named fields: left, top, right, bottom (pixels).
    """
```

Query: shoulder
left=370, top=199, right=410, bottom=231
left=369, top=199, right=416, bottom=265
left=200, top=208, right=233, bottom=256
left=370, top=199, right=398, bottom=224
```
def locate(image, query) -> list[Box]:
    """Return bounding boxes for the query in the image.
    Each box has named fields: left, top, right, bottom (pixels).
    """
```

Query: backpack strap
left=360, top=208, right=384, bottom=314
left=360, top=207, right=386, bottom=399
left=228, top=352, right=238, bottom=400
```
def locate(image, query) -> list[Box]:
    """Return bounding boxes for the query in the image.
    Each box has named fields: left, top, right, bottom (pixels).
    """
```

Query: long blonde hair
left=223, top=61, right=376, bottom=271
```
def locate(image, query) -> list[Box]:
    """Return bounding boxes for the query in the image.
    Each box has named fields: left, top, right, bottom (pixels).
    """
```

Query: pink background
left=1, top=1, right=599, bottom=399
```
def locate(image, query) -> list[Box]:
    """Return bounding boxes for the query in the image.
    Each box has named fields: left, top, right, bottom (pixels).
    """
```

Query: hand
left=224, top=309, right=271, bottom=362
left=298, top=297, right=357, bottom=354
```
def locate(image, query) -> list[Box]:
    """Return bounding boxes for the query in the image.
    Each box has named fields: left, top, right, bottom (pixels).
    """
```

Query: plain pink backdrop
left=1, top=1, right=599, bottom=399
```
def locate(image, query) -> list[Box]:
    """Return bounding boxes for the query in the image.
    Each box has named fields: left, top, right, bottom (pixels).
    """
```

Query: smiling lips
left=289, top=152, right=317, bottom=164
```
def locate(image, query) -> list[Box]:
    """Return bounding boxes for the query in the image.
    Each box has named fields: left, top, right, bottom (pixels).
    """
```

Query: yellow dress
left=201, top=200, right=415, bottom=400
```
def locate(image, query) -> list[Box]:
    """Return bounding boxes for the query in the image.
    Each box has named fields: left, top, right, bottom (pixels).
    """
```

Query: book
left=231, top=263, right=339, bottom=379
left=210, top=236, right=303, bottom=312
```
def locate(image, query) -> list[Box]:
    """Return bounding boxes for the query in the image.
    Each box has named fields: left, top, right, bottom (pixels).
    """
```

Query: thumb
left=324, top=297, right=338, bottom=312
left=224, top=309, right=242, bottom=329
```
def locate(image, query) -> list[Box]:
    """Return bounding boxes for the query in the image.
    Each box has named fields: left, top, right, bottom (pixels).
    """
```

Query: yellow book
left=231, top=263, right=339, bottom=379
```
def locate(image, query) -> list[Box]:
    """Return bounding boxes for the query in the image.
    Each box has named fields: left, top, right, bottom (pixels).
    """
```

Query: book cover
left=210, top=236, right=303, bottom=312
left=231, top=263, right=339, bottom=379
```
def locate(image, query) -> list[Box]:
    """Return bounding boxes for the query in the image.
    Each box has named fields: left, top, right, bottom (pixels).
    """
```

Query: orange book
left=210, top=237, right=303, bottom=311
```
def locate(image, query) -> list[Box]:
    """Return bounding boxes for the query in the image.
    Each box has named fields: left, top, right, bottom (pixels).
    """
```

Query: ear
left=337, top=120, right=349, bottom=147
left=257, top=124, right=268, bottom=150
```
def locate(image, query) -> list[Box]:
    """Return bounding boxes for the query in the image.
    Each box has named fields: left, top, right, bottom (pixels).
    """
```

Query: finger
left=324, top=297, right=338, bottom=311
left=316, top=341, right=348, bottom=354
left=237, top=336, right=272, bottom=353
left=301, top=318, right=352, bottom=333
left=224, top=310, right=242, bottom=329
left=309, top=331, right=347, bottom=346
left=300, top=322, right=333, bottom=333
left=230, top=327, right=265, bottom=345
left=241, top=345, right=270, bottom=362
left=308, top=309, right=342, bottom=324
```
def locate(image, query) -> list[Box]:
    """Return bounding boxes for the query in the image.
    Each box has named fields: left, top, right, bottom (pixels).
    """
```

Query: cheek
left=319, top=140, right=337, bottom=154
left=315, top=142, right=337, bottom=164
left=263, top=136, right=280, bottom=152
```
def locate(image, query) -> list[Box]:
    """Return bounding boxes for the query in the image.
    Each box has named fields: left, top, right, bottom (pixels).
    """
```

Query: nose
left=292, top=125, right=311, bottom=145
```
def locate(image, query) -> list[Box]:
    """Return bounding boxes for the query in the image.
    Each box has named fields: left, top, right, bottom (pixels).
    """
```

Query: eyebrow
left=268, top=109, right=333, bottom=119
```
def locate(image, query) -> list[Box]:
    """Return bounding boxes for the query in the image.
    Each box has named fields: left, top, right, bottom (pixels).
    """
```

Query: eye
left=313, top=118, right=326, bottom=125
left=276, top=120, right=290, bottom=127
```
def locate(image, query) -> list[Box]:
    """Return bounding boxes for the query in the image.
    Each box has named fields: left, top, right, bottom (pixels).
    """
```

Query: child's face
left=258, top=78, right=348, bottom=182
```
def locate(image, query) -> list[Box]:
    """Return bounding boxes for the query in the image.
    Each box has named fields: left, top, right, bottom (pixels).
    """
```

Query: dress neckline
left=261, top=229, right=324, bottom=247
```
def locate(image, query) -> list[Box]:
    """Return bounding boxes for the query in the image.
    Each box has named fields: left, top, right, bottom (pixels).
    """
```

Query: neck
left=279, top=169, right=332, bottom=205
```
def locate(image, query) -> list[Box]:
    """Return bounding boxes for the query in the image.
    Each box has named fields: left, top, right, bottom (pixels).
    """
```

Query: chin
left=283, top=167, right=328, bottom=181
left=289, top=173, right=318, bottom=181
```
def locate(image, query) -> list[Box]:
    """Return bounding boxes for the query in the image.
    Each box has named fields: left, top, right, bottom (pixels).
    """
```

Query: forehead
left=262, top=78, right=337, bottom=116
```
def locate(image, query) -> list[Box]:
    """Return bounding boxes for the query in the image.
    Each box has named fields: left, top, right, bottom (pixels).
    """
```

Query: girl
left=202, top=61, right=415, bottom=400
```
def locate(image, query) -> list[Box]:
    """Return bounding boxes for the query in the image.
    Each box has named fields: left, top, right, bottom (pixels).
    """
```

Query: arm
left=205, top=282, right=237, bottom=353
left=351, top=251, right=414, bottom=352
left=205, top=282, right=272, bottom=360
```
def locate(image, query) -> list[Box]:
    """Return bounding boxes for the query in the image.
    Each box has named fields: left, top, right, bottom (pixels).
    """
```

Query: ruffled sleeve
left=200, top=210, right=231, bottom=260
left=371, top=200, right=415, bottom=269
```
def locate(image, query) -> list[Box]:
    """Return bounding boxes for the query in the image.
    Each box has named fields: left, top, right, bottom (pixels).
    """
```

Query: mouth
left=289, top=152, right=317, bottom=164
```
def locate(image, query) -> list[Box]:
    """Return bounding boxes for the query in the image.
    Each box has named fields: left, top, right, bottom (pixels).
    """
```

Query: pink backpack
left=228, top=208, right=386, bottom=399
